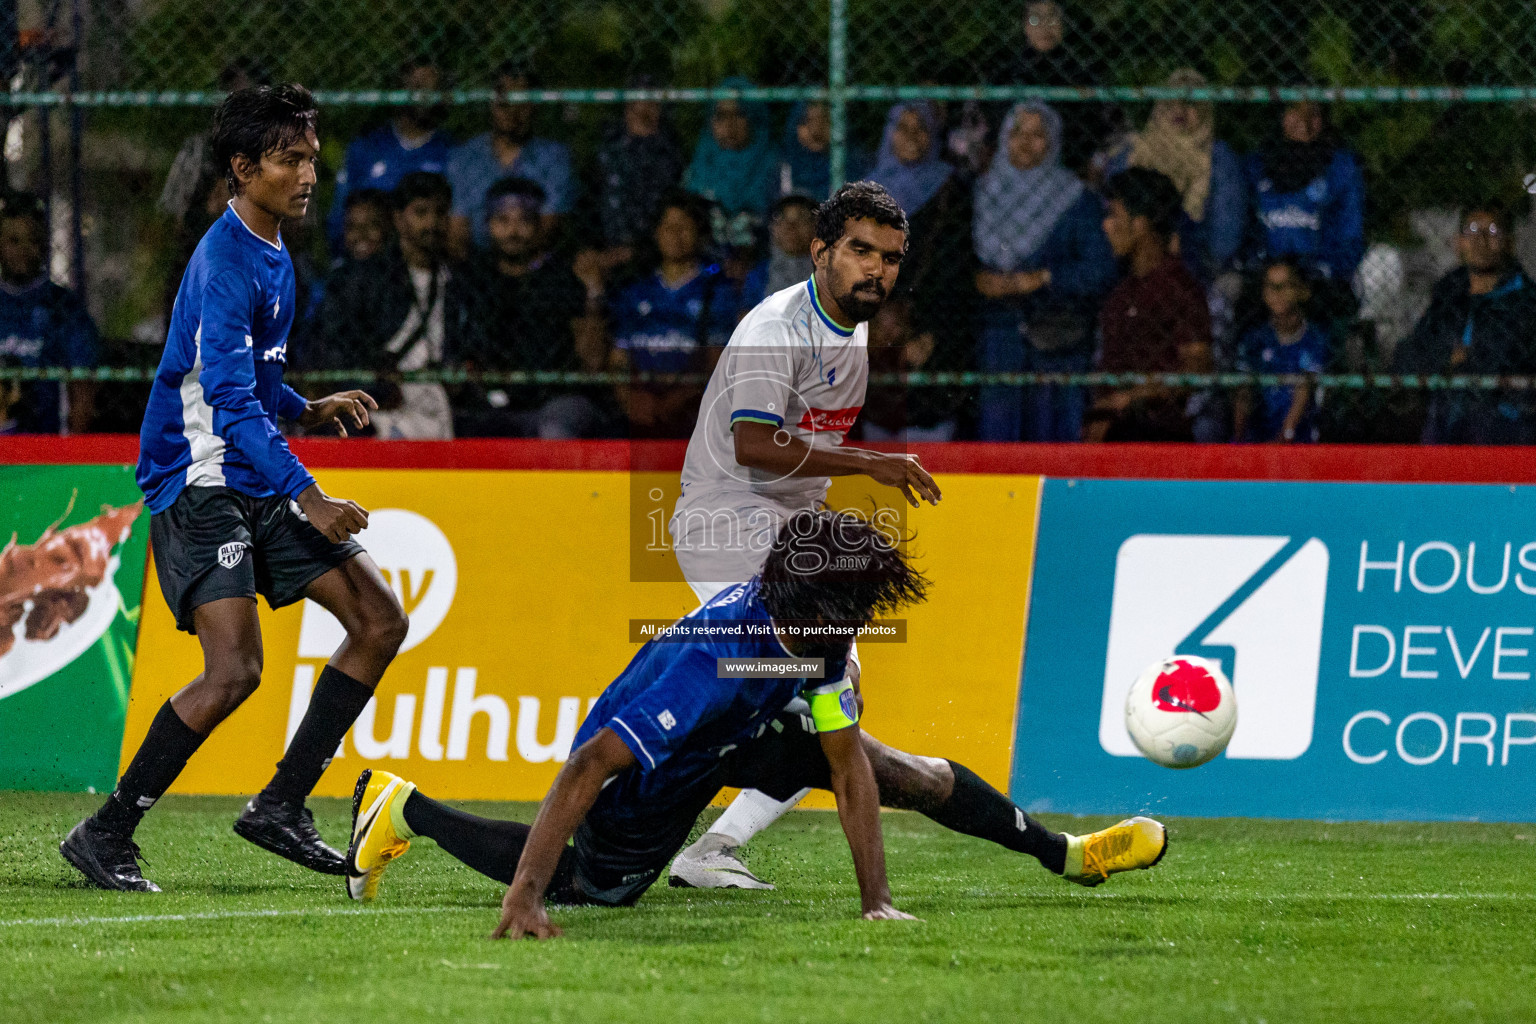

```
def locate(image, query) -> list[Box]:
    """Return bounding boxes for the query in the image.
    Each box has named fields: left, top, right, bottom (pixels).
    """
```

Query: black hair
left=759, top=510, right=929, bottom=628
left=1103, top=167, right=1184, bottom=238
left=391, top=171, right=452, bottom=212
left=1261, top=254, right=1309, bottom=281
left=771, top=193, right=820, bottom=219
left=814, top=180, right=909, bottom=248
left=398, top=56, right=439, bottom=82
left=218, top=56, right=271, bottom=91
left=493, top=60, right=537, bottom=87
left=657, top=190, right=712, bottom=238
left=0, top=191, right=46, bottom=230
left=211, top=84, right=319, bottom=196
left=1462, top=200, right=1514, bottom=234
left=485, top=175, right=547, bottom=209
left=343, top=187, right=389, bottom=215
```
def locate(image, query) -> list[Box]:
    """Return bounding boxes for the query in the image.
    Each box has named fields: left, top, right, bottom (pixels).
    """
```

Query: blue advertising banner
left=1014, top=478, right=1536, bottom=822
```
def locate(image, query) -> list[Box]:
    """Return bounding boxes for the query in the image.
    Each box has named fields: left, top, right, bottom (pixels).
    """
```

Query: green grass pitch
left=3, top=792, right=1535, bottom=1023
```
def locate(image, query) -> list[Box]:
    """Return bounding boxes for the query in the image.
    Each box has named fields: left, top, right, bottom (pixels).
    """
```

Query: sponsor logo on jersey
left=260, top=343, right=287, bottom=363
left=218, top=541, right=246, bottom=569
left=797, top=405, right=862, bottom=433
left=658, top=709, right=677, bottom=731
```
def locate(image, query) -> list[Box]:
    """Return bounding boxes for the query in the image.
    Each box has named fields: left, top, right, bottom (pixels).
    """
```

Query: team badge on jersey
left=218, top=542, right=246, bottom=569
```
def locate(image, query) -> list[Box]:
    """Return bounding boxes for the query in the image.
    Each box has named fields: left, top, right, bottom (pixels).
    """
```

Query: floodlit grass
left=2, top=792, right=1534, bottom=1023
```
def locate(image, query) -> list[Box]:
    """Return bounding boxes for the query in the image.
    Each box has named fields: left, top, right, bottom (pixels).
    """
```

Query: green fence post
left=828, top=0, right=848, bottom=193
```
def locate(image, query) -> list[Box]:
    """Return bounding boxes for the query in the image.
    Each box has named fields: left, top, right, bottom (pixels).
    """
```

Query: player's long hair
left=758, top=509, right=928, bottom=628
left=211, top=84, right=320, bottom=196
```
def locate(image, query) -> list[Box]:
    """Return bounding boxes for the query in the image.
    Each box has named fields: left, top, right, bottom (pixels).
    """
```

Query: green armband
left=806, top=678, right=859, bottom=732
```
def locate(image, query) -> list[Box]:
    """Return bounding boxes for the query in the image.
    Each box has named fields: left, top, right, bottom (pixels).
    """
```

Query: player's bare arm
left=299, top=389, right=378, bottom=438
left=492, top=727, right=639, bottom=940
left=819, top=721, right=914, bottom=921
left=733, top=421, right=941, bottom=508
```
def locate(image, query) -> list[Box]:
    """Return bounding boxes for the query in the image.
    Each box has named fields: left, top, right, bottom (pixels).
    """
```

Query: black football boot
left=233, top=795, right=346, bottom=875
left=60, top=818, right=161, bottom=892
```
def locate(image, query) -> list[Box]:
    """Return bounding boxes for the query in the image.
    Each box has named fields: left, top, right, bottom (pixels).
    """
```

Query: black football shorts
left=149, top=485, right=364, bottom=634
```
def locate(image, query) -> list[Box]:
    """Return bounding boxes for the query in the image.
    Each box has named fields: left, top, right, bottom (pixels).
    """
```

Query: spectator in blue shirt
left=0, top=193, right=98, bottom=433
left=609, top=193, right=734, bottom=437
left=1098, top=68, right=1245, bottom=281
left=737, top=193, right=817, bottom=315
left=1233, top=257, right=1329, bottom=443
left=447, top=64, right=574, bottom=258
left=973, top=102, right=1117, bottom=441
left=1244, top=101, right=1366, bottom=295
left=326, top=58, right=452, bottom=249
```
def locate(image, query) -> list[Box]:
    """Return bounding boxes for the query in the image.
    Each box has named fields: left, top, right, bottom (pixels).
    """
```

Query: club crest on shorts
left=218, top=542, right=246, bottom=569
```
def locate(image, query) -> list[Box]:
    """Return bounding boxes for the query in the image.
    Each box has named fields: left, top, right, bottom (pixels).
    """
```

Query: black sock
left=93, top=701, right=206, bottom=834
left=402, top=791, right=531, bottom=885
left=260, top=665, right=373, bottom=806
left=927, top=761, right=1068, bottom=874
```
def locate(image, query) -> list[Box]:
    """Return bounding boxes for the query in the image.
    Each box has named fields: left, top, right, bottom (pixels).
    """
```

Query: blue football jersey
left=610, top=266, right=735, bottom=374
left=576, top=579, right=847, bottom=825
left=136, top=204, right=314, bottom=513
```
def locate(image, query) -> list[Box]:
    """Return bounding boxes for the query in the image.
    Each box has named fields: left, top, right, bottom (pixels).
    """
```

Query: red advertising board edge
left=4, top=435, right=1536, bottom=483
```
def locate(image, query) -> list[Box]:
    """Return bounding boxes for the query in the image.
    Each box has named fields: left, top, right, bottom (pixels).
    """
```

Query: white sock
left=710, top=787, right=811, bottom=846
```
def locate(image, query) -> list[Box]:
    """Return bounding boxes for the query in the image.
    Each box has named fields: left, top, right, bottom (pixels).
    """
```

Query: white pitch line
left=2, top=891, right=1533, bottom=929
left=0, top=904, right=486, bottom=929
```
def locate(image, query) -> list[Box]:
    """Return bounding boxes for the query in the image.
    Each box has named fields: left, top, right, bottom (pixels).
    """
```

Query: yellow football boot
left=1063, top=816, right=1167, bottom=887
left=345, top=768, right=416, bottom=902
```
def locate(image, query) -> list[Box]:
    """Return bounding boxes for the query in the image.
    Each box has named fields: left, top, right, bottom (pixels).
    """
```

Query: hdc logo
left=1099, top=535, right=1330, bottom=760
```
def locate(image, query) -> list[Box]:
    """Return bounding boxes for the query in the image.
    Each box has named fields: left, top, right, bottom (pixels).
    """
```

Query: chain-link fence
left=4, top=0, right=1536, bottom=443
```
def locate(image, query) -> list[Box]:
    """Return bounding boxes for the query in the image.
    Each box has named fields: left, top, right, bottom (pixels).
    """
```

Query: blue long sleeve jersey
left=137, top=205, right=315, bottom=514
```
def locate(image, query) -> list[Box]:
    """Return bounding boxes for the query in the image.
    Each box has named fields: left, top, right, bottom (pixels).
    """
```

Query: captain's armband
left=805, top=678, right=860, bottom=733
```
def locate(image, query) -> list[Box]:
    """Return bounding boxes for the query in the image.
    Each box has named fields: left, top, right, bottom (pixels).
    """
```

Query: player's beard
left=835, top=278, right=887, bottom=323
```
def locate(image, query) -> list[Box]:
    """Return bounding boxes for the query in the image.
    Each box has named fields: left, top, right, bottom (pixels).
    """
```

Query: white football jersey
left=677, top=276, right=869, bottom=512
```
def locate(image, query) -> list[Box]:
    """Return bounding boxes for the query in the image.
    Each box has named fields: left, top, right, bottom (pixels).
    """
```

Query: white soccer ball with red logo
left=1124, top=655, right=1238, bottom=769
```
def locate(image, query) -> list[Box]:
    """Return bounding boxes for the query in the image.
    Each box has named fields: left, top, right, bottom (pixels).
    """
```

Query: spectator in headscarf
left=973, top=102, right=1117, bottom=441
left=738, top=194, right=818, bottom=314
left=684, top=78, right=780, bottom=248
left=1100, top=68, right=1246, bottom=280
left=1244, top=101, right=1366, bottom=296
left=777, top=101, right=867, bottom=201
left=1012, top=1, right=1119, bottom=172
left=868, top=102, right=973, bottom=431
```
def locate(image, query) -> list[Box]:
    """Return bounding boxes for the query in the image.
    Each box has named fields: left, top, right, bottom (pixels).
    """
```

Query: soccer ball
left=1124, top=655, right=1238, bottom=769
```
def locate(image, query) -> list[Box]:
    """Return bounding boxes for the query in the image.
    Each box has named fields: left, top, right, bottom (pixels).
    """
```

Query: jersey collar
left=225, top=201, right=283, bottom=253
left=807, top=275, right=855, bottom=338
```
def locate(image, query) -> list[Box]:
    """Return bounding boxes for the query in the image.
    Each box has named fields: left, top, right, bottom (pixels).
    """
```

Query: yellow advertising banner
left=124, top=470, right=1041, bottom=803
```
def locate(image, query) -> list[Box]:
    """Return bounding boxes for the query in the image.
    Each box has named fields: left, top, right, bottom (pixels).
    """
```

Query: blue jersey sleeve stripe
left=608, top=717, right=656, bottom=770
left=730, top=409, right=784, bottom=427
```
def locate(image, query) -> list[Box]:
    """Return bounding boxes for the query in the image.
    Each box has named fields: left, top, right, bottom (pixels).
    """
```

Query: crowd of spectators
left=8, top=2, right=1536, bottom=445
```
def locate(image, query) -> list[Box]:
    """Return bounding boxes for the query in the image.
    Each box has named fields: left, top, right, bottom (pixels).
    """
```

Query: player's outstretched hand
left=300, top=390, right=378, bottom=438
left=492, top=887, right=562, bottom=941
left=862, top=904, right=921, bottom=922
left=296, top=484, right=369, bottom=543
left=865, top=452, right=942, bottom=508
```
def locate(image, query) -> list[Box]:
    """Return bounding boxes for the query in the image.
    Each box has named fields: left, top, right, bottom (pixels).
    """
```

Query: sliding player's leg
left=344, top=768, right=581, bottom=901
left=62, top=596, right=264, bottom=891
left=860, top=734, right=1167, bottom=887
left=345, top=767, right=707, bottom=908
left=235, top=551, right=407, bottom=874
left=719, top=716, right=1166, bottom=888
